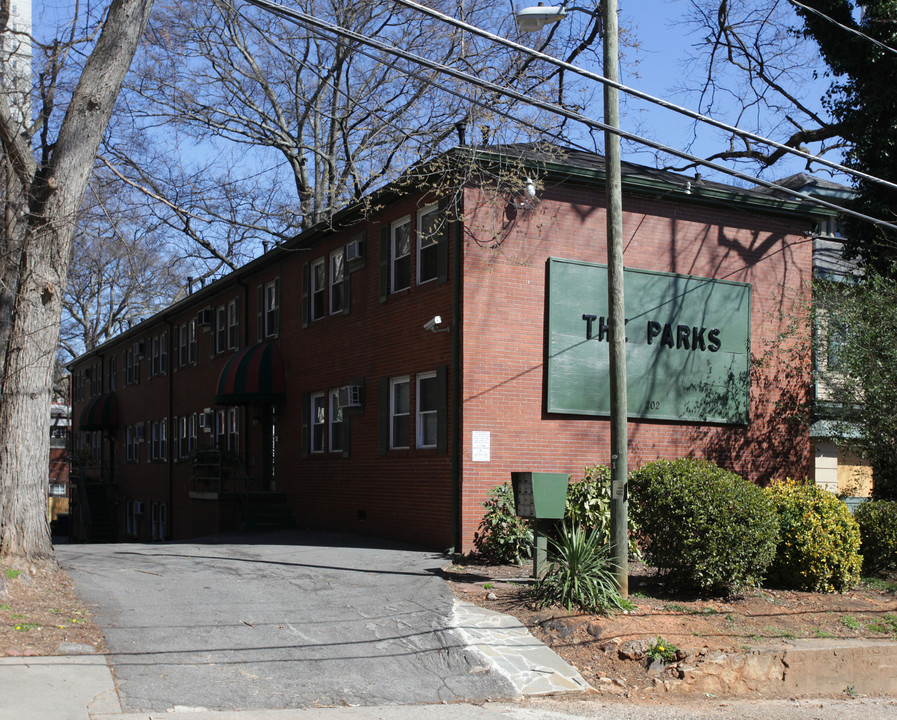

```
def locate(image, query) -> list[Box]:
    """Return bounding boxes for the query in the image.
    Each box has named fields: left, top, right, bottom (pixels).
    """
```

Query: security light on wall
left=423, top=315, right=449, bottom=332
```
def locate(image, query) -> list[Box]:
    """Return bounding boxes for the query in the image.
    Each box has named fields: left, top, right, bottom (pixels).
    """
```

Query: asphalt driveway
left=57, top=530, right=515, bottom=712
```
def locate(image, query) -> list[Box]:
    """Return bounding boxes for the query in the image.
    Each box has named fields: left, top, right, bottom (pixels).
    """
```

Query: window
left=126, top=500, right=141, bottom=537
left=188, top=318, right=198, bottom=364
left=48, top=483, right=67, bottom=497
left=390, top=377, right=410, bottom=449
left=391, top=216, right=411, bottom=292
left=329, top=390, right=343, bottom=453
left=227, top=407, right=239, bottom=451
left=151, top=419, right=167, bottom=461
left=126, top=425, right=141, bottom=463
left=91, top=431, right=102, bottom=463
left=417, top=204, right=440, bottom=284
left=416, top=372, right=438, bottom=448
left=330, top=250, right=344, bottom=314
left=177, top=416, right=189, bottom=459
left=311, top=258, right=326, bottom=321
left=311, top=392, right=325, bottom=453
left=261, top=279, right=280, bottom=338
left=151, top=502, right=168, bottom=542
left=109, top=356, right=117, bottom=392
left=216, top=305, right=226, bottom=355
left=189, top=413, right=198, bottom=453
left=151, top=333, right=167, bottom=376
left=178, top=323, right=188, bottom=367
left=227, top=297, right=240, bottom=350
left=125, top=348, right=140, bottom=385
left=827, top=320, right=850, bottom=372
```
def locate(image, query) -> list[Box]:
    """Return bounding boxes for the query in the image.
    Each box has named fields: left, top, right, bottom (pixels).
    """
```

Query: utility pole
left=603, top=0, right=628, bottom=597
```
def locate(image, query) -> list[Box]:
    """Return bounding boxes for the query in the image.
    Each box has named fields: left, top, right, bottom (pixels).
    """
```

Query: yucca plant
left=534, top=522, right=632, bottom=614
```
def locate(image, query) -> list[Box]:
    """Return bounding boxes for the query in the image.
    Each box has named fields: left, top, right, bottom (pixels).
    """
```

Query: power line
left=788, top=0, right=897, bottom=58
left=235, top=0, right=897, bottom=234
left=388, top=0, right=897, bottom=197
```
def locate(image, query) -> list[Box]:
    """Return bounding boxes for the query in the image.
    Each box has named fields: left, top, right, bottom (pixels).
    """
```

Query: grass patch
left=862, top=577, right=897, bottom=594
left=4, top=569, right=21, bottom=580
left=814, top=628, right=837, bottom=638
left=840, top=615, right=862, bottom=630
left=13, top=622, right=39, bottom=632
left=0, top=604, right=11, bottom=611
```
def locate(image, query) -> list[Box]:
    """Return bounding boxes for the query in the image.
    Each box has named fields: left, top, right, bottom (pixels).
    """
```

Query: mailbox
left=511, top=472, right=568, bottom=520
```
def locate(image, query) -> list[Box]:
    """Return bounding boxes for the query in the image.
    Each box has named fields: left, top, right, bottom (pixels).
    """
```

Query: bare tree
left=104, top=0, right=603, bottom=248
left=667, top=0, right=846, bottom=172
left=60, top=172, right=185, bottom=360
left=0, top=0, right=154, bottom=568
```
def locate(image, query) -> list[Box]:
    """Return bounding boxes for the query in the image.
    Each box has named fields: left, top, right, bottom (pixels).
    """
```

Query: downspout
left=165, top=317, right=174, bottom=540
left=451, top=190, right=464, bottom=553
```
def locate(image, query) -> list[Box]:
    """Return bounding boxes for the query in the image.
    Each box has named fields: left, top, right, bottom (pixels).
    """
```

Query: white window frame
left=227, top=298, right=240, bottom=350
left=391, top=216, right=411, bottom=293
left=151, top=502, right=168, bottom=542
left=109, top=356, right=117, bottom=392
left=329, top=389, right=343, bottom=454
left=264, top=280, right=279, bottom=337
left=390, top=376, right=410, bottom=450
left=330, top=249, right=344, bottom=314
left=416, top=372, right=438, bottom=449
left=227, top=407, right=239, bottom=451
left=310, top=257, right=326, bottom=321
left=310, top=392, right=325, bottom=453
left=216, top=305, right=227, bottom=355
left=188, top=318, right=198, bottom=364
left=417, top=203, right=439, bottom=285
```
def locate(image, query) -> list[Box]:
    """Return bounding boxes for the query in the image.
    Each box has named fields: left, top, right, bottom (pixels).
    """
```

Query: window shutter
left=273, top=277, right=281, bottom=336
left=379, top=226, right=390, bottom=303
left=257, top=285, right=263, bottom=342
left=378, top=377, right=389, bottom=454
left=301, top=392, right=310, bottom=459
left=341, top=415, right=351, bottom=459
left=342, top=235, right=356, bottom=316
left=436, top=365, right=448, bottom=454
left=301, top=263, right=310, bottom=328
left=437, top=196, right=451, bottom=285
left=234, top=296, right=241, bottom=349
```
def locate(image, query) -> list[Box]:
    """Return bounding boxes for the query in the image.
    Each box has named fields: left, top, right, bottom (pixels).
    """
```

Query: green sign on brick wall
left=547, top=258, right=751, bottom=424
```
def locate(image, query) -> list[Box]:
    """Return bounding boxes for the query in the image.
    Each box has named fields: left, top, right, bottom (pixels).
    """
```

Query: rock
left=6, top=647, right=22, bottom=657
left=618, top=638, right=651, bottom=660
left=675, top=648, right=690, bottom=661
left=486, top=592, right=498, bottom=601
left=586, top=621, right=605, bottom=638
left=541, top=617, right=579, bottom=638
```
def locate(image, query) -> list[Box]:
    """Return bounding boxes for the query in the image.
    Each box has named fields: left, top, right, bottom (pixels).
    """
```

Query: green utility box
left=511, top=472, right=568, bottom=520
left=511, top=472, right=569, bottom=578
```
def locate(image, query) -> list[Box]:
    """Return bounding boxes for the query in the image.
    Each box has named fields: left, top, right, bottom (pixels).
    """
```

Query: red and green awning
left=215, top=342, right=286, bottom=405
left=79, top=393, right=119, bottom=431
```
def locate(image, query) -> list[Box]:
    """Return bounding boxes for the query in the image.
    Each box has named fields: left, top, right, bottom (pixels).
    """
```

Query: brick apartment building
left=69, top=144, right=819, bottom=550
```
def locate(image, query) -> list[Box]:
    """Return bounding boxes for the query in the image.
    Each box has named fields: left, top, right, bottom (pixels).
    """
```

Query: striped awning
left=79, top=393, right=119, bottom=431
left=215, top=342, right=286, bottom=405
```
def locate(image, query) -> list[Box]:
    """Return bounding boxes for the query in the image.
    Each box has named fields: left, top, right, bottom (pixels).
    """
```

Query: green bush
left=473, top=483, right=532, bottom=564
left=853, top=500, right=897, bottom=574
left=766, top=479, right=862, bottom=593
left=629, top=458, right=779, bottom=594
left=565, top=464, right=640, bottom=559
left=534, top=522, right=632, bottom=614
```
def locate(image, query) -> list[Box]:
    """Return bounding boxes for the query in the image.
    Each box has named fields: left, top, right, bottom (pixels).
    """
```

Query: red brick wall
left=457, top=184, right=813, bottom=550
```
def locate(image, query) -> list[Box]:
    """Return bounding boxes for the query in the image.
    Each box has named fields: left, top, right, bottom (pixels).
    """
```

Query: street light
left=517, top=1, right=628, bottom=597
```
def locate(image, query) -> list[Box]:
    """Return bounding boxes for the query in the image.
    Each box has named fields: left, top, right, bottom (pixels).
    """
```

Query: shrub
left=628, top=458, right=779, bottom=594
left=473, top=483, right=532, bottom=564
left=766, top=479, right=862, bottom=593
left=853, top=500, right=897, bottom=574
left=534, top=522, right=632, bottom=614
left=565, top=464, right=641, bottom=559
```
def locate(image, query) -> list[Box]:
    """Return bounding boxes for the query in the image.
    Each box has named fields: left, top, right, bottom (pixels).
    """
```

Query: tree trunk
left=0, top=0, right=154, bottom=567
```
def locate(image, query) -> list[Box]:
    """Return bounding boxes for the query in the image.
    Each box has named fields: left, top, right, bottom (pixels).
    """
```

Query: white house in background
left=774, top=173, right=872, bottom=501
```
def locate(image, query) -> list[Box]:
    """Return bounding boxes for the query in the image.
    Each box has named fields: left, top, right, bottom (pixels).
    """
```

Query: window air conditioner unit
left=135, top=423, right=145, bottom=441
left=345, top=239, right=363, bottom=263
left=197, top=308, right=213, bottom=328
left=338, top=385, right=362, bottom=409
left=133, top=341, right=145, bottom=358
